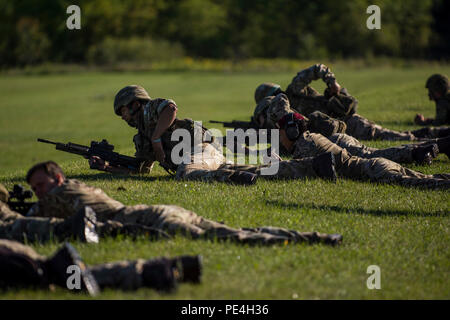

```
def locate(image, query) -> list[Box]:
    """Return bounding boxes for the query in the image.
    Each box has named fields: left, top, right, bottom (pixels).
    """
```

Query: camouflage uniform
left=0, top=184, right=71, bottom=242
left=284, top=64, right=418, bottom=141
left=127, top=87, right=326, bottom=182
left=0, top=239, right=178, bottom=291
left=265, top=94, right=430, bottom=165
left=28, top=179, right=341, bottom=245
left=291, top=131, right=450, bottom=189
left=410, top=92, right=450, bottom=139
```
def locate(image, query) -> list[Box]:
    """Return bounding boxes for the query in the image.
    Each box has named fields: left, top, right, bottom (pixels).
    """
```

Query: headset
left=283, top=113, right=307, bottom=141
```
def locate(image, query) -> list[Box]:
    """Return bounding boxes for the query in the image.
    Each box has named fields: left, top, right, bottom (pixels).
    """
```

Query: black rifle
left=38, top=138, right=177, bottom=175
left=209, top=119, right=273, bottom=148
left=38, top=138, right=145, bottom=171
left=7, top=184, right=35, bottom=215
left=209, top=120, right=260, bottom=130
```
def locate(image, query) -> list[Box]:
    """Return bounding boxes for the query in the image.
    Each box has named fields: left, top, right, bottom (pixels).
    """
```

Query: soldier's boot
left=311, top=232, right=343, bottom=246
left=170, top=255, right=203, bottom=284
left=96, top=221, right=172, bottom=241
left=436, top=128, right=450, bottom=138
left=312, top=152, right=337, bottom=182
left=436, top=136, right=450, bottom=159
left=412, top=143, right=439, bottom=165
left=141, top=258, right=178, bottom=292
left=228, top=171, right=258, bottom=185
left=411, top=127, right=433, bottom=139
left=57, top=206, right=99, bottom=243
left=43, top=242, right=100, bottom=296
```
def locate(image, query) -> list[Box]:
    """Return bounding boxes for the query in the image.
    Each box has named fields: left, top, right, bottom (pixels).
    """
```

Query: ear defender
left=285, top=113, right=301, bottom=141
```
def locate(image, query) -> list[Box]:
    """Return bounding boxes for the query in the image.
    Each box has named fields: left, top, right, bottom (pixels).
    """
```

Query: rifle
left=38, top=138, right=144, bottom=171
left=7, top=184, right=35, bottom=215
left=209, top=120, right=272, bottom=148
left=209, top=120, right=260, bottom=130
left=38, top=138, right=177, bottom=176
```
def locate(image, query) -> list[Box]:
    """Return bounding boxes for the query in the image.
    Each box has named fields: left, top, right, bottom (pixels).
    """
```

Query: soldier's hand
left=414, top=114, right=425, bottom=125
left=329, top=82, right=341, bottom=95
left=153, top=141, right=166, bottom=164
left=89, top=156, right=108, bottom=171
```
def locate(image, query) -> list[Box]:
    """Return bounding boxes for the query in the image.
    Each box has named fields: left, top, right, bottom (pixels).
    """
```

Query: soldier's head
left=254, top=83, right=282, bottom=104
left=0, top=184, right=9, bottom=203
left=253, top=96, right=274, bottom=127
left=426, top=74, right=449, bottom=101
left=26, top=161, right=66, bottom=199
left=114, top=85, right=151, bottom=127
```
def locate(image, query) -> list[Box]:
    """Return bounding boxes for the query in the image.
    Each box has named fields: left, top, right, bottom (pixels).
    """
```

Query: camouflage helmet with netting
left=114, top=85, right=151, bottom=116
left=0, top=184, right=9, bottom=203
left=425, top=74, right=449, bottom=95
left=254, top=83, right=282, bottom=104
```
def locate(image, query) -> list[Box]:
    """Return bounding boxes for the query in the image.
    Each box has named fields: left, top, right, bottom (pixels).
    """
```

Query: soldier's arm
left=290, top=64, right=337, bottom=94
left=431, top=99, right=450, bottom=126
left=89, top=156, right=134, bottom=174
left=151, top=102, right=177, bottom=164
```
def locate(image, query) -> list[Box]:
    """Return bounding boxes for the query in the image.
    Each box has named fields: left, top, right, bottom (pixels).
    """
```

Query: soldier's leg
left=338, top=154, right=450, bottom=189
left=0, top=240, right=99, bottom=295
left=411, top=127, right=450, bottom=139
left=114, top=204, right=299, bottom=244
left=88, top=258, right=177, bottom=292
left=242, top=227, right=343, bottom=245
left=329, top=133, right=438, bottom=164
left=345, top=114, right=417, bottom=141
left=223, top=155, right=336, bottom=181
left=175, top=143, right=251, bottom=183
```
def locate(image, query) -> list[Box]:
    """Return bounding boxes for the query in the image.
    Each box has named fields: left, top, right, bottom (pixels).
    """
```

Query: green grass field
left=0, top=63, right=449, bottom=299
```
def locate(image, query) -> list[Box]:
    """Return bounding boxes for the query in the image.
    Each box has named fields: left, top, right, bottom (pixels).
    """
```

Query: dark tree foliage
left=0, top=0, right=448, bottom=67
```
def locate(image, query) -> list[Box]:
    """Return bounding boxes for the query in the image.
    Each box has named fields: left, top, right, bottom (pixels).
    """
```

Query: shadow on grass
left=68, top=173, right=174, bottom=183
left=265, top=199, right=446, bottom=217
left=2, top=173, right=174, bottom=185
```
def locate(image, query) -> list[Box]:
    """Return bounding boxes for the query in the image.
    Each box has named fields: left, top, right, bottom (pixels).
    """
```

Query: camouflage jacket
left=133, top=99, right=214, bottom=172
left=28, top=179, right=124, bottom=220
left=285, top=64, right=357, bottom=118
left=260, top=93, right=346, bottom=137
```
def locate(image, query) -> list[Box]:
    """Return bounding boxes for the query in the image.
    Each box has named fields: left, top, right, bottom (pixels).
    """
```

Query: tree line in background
left=1, top=0, right=449, bottom=67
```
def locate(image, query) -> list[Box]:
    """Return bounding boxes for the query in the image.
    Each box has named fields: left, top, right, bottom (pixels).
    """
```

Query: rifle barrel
left=37, top=138, right=58, bottom=145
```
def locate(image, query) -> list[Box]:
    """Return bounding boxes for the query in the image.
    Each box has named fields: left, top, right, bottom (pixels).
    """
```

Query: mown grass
left=0, top=63, right=449, bottom=299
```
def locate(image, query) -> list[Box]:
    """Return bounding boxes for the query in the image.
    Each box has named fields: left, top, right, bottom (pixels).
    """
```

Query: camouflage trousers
left=175, top=142, right=319, bottom=182
left=410, top=126, right=450, bottom=139
left=0, top=239, right=173, bottom=291
left=292, top=132, right=450, bottom=189
left=345, top=114, right=417, bottom=141
left=328, top=133, right=418, bottom=164
left=109, top=204, right=331, bottom=245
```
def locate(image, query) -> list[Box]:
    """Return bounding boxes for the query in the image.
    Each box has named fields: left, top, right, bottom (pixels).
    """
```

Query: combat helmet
left=425, top=74, right=449, bottom=95
left=254, top=83, right=282, bottom=104
left=114, top=85, right=151, bottom=116
left=0, top=184, right=8, bottom=203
